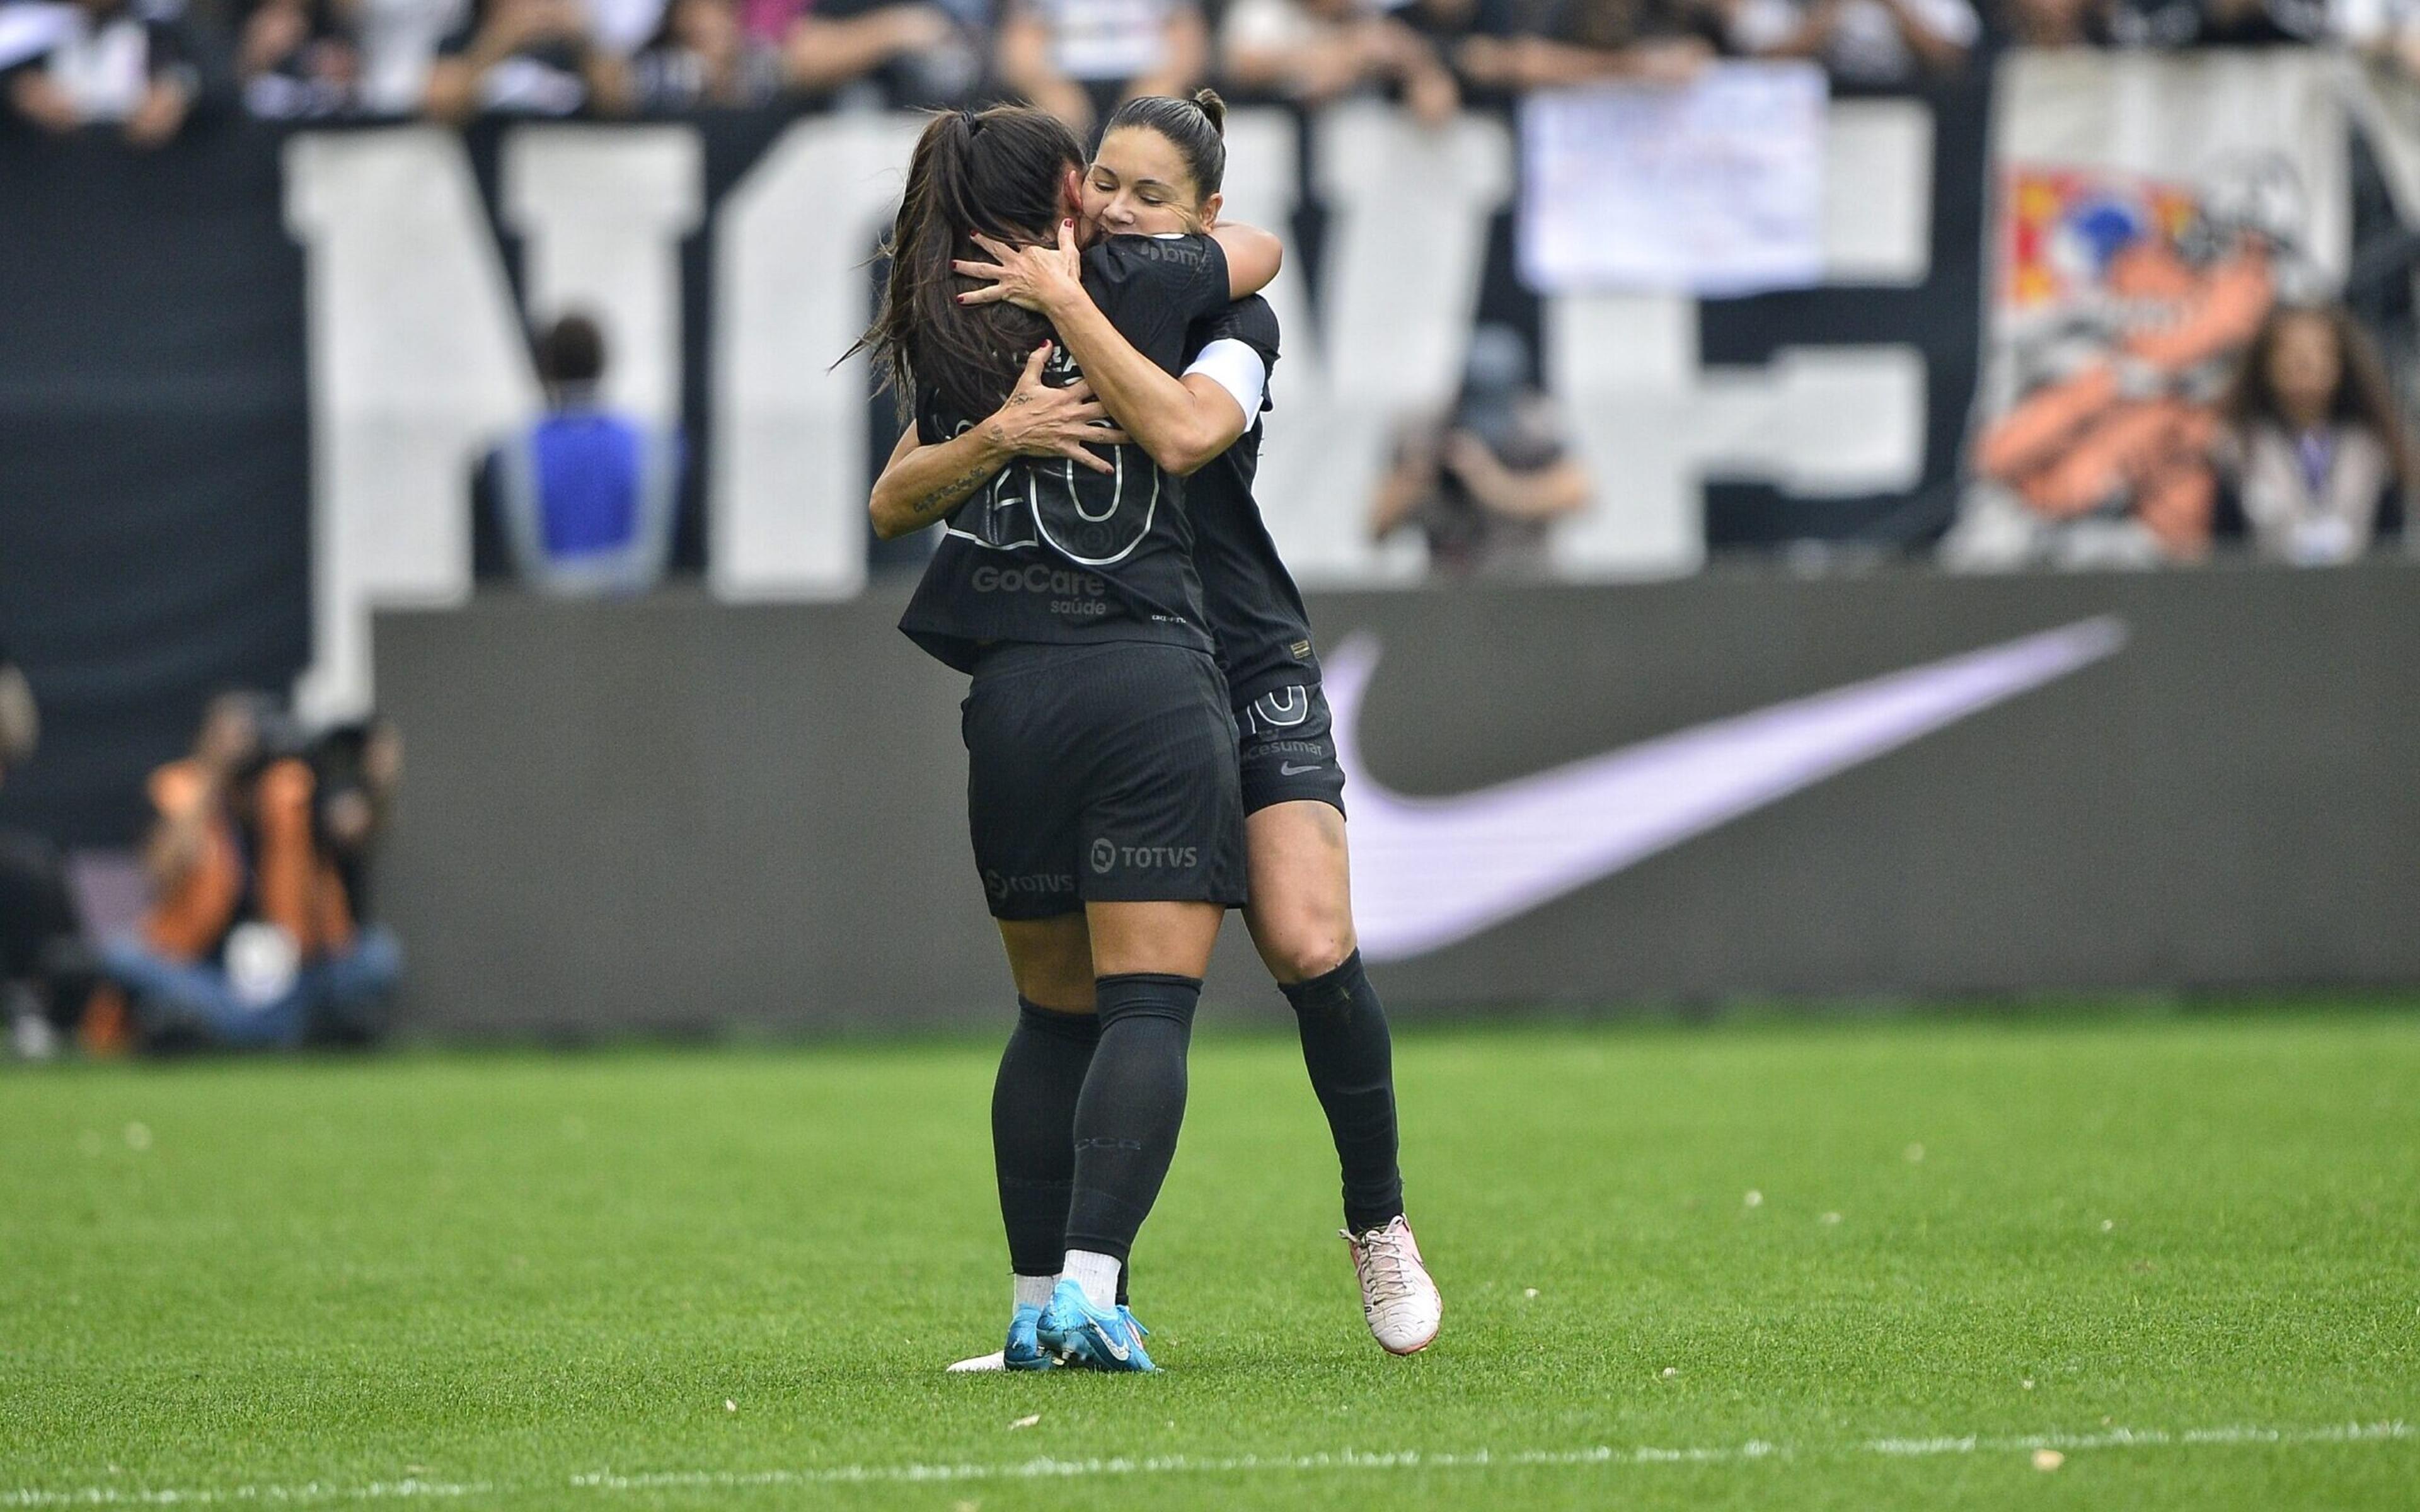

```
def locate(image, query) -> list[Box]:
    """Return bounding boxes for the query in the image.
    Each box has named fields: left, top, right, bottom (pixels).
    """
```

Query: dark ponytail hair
left=852, top=104, right=1086, bottom=423
left=1102, top=88, right=1228, bottom=205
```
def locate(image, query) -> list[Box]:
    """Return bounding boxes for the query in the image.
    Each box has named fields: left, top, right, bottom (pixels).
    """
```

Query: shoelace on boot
left=1347, top=1227, right=1422, bottom=1310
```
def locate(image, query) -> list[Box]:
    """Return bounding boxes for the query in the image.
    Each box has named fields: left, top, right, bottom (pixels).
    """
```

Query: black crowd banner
left=0, top=82, right=1991, bottom=848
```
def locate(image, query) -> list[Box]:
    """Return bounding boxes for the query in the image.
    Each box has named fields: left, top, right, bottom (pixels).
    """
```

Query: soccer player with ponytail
left=909, top=89, right=1443, bottom=1360
left=857, top=102, right=1282, bottom=1373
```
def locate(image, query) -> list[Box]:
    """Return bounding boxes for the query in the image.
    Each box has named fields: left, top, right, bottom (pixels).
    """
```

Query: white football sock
left=1013, top=1273, right=1056, bottom=1311
left=1061, top=1249, right=1122, bottom=1310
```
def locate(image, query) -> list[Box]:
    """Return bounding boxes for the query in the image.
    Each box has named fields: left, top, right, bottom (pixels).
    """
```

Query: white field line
left=0, top=1480, right=491, bottom=1506
left=4, top=1420, right=2407, bottom=1506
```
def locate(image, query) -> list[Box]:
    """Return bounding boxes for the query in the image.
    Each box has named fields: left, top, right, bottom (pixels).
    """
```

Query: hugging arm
left=957, top=222, right=1262, bottom=474
left=868, top=343, right=1130, bottom=539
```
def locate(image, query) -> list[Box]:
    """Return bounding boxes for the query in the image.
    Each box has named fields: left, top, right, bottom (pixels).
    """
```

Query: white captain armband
left=1182, top=338, right=1268, bottom=427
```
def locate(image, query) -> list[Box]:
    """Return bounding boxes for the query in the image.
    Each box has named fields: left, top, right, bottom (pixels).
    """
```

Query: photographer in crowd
left=1370, top=324, right=1594, bottom=578
left=99, top=693, right=402, bottom=1051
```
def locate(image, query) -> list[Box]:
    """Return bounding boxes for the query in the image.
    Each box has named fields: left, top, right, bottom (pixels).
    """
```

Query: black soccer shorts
left=962, top=640, right=1248, bottom=920
left=1234, top=680, right=1347, bottom=818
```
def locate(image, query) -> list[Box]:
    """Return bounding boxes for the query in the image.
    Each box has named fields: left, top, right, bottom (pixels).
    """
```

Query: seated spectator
left=1, top=0, right=206, bottom=146
left=422, top=0, right=631, bottom=120
left=1717, top=0, right=1975, bottom=84
left=1222, top=0, right=1459, bottom=124
left=354, top=0, right=463, bottom=112
left=0, top=644, right=93, bottom=1062
left=2215, top=304, right=2412, bottom=564
left=100, top=694, right=402, bottom=1051
left=2336, top=0, right=2420, bottom=79
left=587, top=0, right=667, bottom=54
left=998, top=0, right=1206, bottom=137
left=234, top=0, right=362, bottom=116
left=2106, top=0, right=2326, bottom=47
left=633, top=0, right=781, bottom=105
left=473, top=314, right=682, bottom=596
left=783, top=0, right=976, bottom=105
left=1453, top=0, right=1714, bottom=95
left=1997, top=0, right=2112, bottom=46
left=1369, top=324, right=1592, bottom=578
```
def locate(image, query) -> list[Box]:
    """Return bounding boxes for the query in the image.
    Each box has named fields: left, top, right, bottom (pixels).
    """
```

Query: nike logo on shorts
left=1278, top=762, right=1323, bottom=777
left=1324, top=617, right=2127, bottom=963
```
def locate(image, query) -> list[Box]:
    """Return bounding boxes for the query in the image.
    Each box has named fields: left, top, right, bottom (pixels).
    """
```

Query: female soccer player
left=905, top=91, right=1443, bottom=1357
left=858, top=102, right=1281, bottom=1373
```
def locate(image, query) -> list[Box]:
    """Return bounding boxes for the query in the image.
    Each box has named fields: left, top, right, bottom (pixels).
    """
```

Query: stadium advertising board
left=373, top=562, right=2420, bottom=1035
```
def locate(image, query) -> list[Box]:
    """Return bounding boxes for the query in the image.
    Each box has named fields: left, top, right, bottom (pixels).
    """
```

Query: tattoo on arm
left=906, top=457, right=1003, bottom=527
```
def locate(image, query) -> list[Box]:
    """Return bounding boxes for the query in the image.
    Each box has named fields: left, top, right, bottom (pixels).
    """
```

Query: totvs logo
left=1090, top=841, right=1199, bottom=874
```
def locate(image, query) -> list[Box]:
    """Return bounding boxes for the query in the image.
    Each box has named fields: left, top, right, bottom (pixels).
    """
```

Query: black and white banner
left=2, top=83, right=1988, bottom=843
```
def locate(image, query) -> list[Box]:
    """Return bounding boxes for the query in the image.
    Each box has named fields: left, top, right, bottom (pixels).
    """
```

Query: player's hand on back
left=983, top=343, right=1128, bottom=475
left=957, top=221, right=1086, bottom=319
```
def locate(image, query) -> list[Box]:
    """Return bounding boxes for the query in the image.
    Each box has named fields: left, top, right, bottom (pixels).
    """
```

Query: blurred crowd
left=9, top=0, right=2420, bottom=582
left=0, top=642, right=404, bottom=1058
left=16, top=0, right=2420, bottom=140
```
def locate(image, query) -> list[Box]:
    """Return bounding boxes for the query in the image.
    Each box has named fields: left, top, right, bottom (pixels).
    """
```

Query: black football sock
left=1063, top=973, right=1199, bottom=1264
left=992, top=999, right=1100, bottom=1281
left=1281, top=950, right=1405, bottom=1234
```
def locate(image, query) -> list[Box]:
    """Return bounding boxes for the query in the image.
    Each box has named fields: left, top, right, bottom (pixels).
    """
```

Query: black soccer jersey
left=899, top=234, right=1235, bottom=673
left=1180, top=295, right=1318, bottom=707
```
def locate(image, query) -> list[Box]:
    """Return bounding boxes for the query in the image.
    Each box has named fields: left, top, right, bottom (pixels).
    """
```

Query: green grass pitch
left=4, top=1010, right=2417, bottom=1509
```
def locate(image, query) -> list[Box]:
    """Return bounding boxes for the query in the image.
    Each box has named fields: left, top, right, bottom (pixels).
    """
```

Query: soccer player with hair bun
left=898, top=87, right=1443, bottom=1361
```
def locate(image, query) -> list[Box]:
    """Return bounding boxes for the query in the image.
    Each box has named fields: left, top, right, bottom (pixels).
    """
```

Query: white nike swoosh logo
left=1279, top=762, right=1323, bottom=776
left=1327, top=616, right=2128, bottom=963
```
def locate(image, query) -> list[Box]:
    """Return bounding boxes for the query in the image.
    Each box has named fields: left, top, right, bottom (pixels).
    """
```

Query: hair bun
left=1191, top=87, right=1227, bottom=137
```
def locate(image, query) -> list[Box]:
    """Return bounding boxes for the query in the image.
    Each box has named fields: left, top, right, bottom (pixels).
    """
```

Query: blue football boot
left=942, top=1303, right=1057, bottom=1372
left=1003, top=1302, right=1056, bottom=1371
left=1037, top=1278, right=1158, bottom=1372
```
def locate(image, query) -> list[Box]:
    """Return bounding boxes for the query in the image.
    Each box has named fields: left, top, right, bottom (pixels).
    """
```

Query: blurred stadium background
left=7, top=16, right=2420, bottom=1034
left=4, top=9, right=2420, bottom=1507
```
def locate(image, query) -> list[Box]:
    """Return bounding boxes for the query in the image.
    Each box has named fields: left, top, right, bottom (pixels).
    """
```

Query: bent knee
left=1253, top=910, right=1357, bottom=986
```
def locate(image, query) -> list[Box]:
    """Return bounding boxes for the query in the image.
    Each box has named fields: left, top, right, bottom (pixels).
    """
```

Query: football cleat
left=1344, top=1215, right=1442, bottom=1355
left=944, top=1302, right=1056, bottom=1373
left=1037, top=1279, right=1157, bottom=1372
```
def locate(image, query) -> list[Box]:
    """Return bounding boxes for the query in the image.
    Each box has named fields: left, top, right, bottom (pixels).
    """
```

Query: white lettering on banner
left=1823, top=98, right=1933, bottom=286
left=712, top=112, right=923, bottom=602
left=1272, top=103, right=1513, bottom=583
left=502, top=127, right=703, bottom=426
left=1544, top=97, right=1933, bottom=576
left=1545, top=317, right=1927, bottom=577
left=284, top=102, right=1938, bottom=711
left=286, top=129, right=545, bottom=722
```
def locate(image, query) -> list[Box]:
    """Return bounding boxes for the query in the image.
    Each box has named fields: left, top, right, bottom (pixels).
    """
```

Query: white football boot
left=1343, top=1215, right=1441, bottom=1355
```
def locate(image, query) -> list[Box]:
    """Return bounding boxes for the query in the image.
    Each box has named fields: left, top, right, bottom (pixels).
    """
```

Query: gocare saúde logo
left=969, top=564, right=1106, bottom=597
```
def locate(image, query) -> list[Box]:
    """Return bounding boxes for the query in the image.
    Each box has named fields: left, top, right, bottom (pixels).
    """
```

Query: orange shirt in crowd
left=144, top=757, right=355, bottom=963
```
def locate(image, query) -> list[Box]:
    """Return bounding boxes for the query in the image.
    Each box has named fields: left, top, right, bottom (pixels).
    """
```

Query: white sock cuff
left=1061, top=1249, right=1122, bottom=1310
left=1013, top=1273, right=1057, bottom=1310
